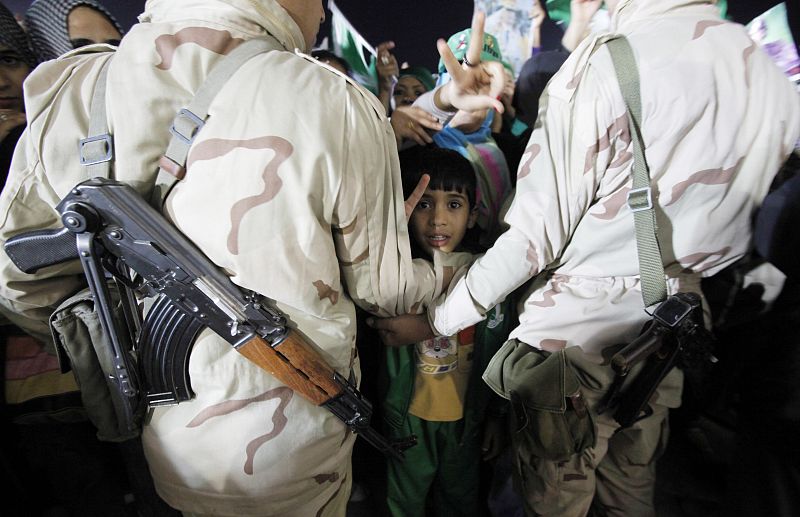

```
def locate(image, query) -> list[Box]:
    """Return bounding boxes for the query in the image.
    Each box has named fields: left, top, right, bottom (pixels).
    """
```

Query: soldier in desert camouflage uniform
left=373, top=1, right=800, bottom=515
left=0, top=1, right=506, bottom=515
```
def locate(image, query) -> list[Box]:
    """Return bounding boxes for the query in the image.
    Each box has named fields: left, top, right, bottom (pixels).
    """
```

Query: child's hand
left=481, top=415, right=508, bottom=461
left=404, top=173, right=430, bottom=219
left=367, top=313, right=434, bottom=347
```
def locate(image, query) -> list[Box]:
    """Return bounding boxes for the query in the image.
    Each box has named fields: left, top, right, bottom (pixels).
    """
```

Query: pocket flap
left=505, top=348, right=582, bottom=413
left=50, top=287, right=97, bottom=374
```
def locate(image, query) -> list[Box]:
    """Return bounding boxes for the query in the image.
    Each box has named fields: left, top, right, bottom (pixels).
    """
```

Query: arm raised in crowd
left=375, top=41, right=400, bottom=115
left=562, top=0, right=603, bottom=52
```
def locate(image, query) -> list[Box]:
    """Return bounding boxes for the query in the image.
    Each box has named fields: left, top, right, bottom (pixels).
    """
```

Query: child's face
left=409, top=187, right=477, bottom=256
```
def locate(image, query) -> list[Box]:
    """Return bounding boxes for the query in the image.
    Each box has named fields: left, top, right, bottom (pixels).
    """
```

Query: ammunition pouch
left=491, top=341, right=596, bottom=462
left=50, top=286, right=143, bottom=442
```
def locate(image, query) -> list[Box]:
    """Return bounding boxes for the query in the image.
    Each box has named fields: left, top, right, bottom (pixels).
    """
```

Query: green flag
left=328, top=0, right=378, bottom=93
left=545, top=0, right=728, bottom=25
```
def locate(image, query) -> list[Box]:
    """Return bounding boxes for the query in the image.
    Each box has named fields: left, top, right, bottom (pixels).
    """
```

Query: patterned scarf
left=0, top=3, right=37, bottom=67
left=434, top=111, right=514, bottom=247
left=25, top=0, right=123, bottom=62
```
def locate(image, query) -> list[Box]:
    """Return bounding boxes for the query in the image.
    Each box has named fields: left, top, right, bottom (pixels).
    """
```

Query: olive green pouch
left=484, top=340, right=595, bottom=461
left=50, top=287, right=141, bottom=442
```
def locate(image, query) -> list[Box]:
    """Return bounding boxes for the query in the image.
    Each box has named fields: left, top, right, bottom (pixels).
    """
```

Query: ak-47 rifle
left=597, top=292, right=716, bottom=428
left=4, top=177, right=414, bottom=458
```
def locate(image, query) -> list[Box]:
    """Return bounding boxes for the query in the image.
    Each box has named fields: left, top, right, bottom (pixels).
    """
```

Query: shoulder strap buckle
left=169, top=108, right=205, bottom=146
left=78, top=133, right=114, bottom=166
left=627, top=186, right=653, bottom=212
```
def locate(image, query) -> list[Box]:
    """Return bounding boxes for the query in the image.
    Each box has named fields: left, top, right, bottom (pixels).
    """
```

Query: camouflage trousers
left=493, top=341, right=683, bottom=517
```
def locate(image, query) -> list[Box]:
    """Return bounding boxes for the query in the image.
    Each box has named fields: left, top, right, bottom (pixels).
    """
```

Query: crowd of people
left=0, top=0, right=798, bottom=516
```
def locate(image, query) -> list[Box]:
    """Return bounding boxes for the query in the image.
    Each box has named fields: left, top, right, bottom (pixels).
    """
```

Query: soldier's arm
left=0, top=128, right=85, bottom=345
left=332, top=86, right=468, bottom=317
left=430, top=62, right=624, bottom=336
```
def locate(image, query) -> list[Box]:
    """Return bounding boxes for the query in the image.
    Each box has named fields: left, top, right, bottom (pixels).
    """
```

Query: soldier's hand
left=367, top=313, right=434, bottom=347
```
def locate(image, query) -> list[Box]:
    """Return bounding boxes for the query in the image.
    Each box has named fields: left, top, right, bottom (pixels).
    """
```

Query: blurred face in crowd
left=68, top=6, right=121, bottom=48
left=501, top=68, right=514, bottom=105
left=393, top=76, right=427, bottom=107
left=0, top=44, right=30, bottom=112
left=278, top=0, right=326, bottom=50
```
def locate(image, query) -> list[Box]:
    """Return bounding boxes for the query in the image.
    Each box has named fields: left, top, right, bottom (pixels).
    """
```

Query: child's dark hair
left=310, top=49, right=351, bottom=75
left=399, top=145, right=476, bottom=209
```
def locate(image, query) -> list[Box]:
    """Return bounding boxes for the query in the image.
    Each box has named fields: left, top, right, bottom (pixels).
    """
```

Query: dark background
left=2, top=1, right=793, bottom=71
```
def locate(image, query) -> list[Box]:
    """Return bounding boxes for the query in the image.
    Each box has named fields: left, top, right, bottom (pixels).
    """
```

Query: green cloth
left=437, top=28, right=512, bottom=73
left=386, top=414, right=482, bottom=517
left=381, top=300, right=515, bottom=517
left=329, top=0, right=378, bottom=93
left=399, top=66, right=436, bottom=92
left=380, top=300, right=515, bottom=435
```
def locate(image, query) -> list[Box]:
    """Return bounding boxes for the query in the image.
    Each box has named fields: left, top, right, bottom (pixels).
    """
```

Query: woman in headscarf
left=25, top=0, right=123, bottom=63
left=0, top=2, right=37, bottom=187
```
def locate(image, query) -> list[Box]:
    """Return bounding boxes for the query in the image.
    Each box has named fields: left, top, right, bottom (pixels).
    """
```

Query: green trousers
left=386, top=413, right=483, bottom=517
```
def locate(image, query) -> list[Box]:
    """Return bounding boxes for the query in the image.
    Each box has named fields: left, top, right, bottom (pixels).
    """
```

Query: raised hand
left=376, top=41, right=400, bottom=85
left=436, top=12, right=505, bottom=114
left=404, top=173, right=430, bottom=220
left=562, top=0, right=604, bottom=51
left=570, top=0, right=603, bottom=24
left=376, top=41, right=400, bottom=114
left=530, top=0, right=546, bottom=30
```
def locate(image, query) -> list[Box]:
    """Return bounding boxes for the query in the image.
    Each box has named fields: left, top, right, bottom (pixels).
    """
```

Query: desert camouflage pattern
left=431, top=0, right=800, bottom=359
left=0, top=0, right=467, bottom=514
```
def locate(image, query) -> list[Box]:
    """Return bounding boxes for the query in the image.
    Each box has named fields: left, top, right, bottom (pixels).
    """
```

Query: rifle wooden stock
left=236, top=332, right=345, bottom=406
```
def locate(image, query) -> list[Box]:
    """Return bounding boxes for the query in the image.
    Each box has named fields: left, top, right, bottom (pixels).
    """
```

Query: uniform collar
left=140, top=0, right=306, bottom=53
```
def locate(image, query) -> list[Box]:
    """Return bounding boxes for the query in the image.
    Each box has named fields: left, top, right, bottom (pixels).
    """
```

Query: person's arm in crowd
left=375, top=41, right=400, bottom=116
left=561, top=0, right=603, bottom=52
left=390, top=105, right=443, bottom=147
left=371, top=56, right=627, bottom=345
left=411, top=13, right=506, bottom=127
left=529, top=0, right=546, bottom=55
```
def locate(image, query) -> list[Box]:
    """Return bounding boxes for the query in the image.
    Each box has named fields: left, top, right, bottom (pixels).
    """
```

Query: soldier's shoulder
left=294, top=51, right=387, bottom=120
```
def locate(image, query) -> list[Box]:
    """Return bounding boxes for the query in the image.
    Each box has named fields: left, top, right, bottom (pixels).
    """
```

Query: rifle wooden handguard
left=236, top=332, right=344, bottom=406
